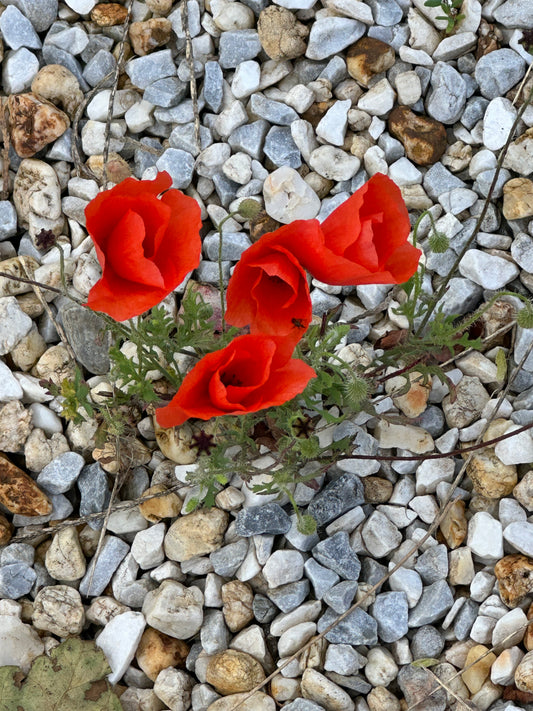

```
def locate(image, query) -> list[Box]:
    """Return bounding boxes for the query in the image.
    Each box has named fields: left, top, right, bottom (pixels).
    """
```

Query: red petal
left=105, top=210, right=165, bottom=287
left=84, top=267, right=167, bottom=321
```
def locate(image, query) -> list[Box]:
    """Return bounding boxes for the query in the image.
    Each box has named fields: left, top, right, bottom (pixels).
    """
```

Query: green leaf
left=424, top=0, right=443, bottom=6
left=411, top=657, right=440, bottom=668
left=0, top=639, right=122, bottom=711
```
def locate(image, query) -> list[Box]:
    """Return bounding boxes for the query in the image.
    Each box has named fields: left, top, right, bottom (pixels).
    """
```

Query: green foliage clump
left=424, top=0, right=465, bottom=34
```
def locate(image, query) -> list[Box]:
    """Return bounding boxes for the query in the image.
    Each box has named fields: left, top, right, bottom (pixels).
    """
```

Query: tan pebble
left=8, top=93, right=69, bottom=159
left=92, top=437, right=151, bottom=474
left=257, top=6, right=308, bottom=60
left=222, top=580, right=254, bottom=633
left=154, top=420, right=198, bottom=465
left=85, top=153, right=132, bottom=183
left=91, top=3, right=128, bottom=25
left=465, top=449, right=517, bottom=499
left=207, top=692, right=275, bottom=711
left=32, top=344, right=75, bottom=387
left=301, top=668, right=355, bottom=711
left=11, top=325, right=47, bottom=372
left=86, top=596, right=129, bottom=626
left=45, top=526, right=86, bottom=581
left=129, top=18, right=172, bottom=56
left=439, top=499, right=468, bottom=549
left=346, top=37, right=395, bottom=87
left=515, top=650, right=533, bottom=691
left=164, top=508, right=228, bottom=562
left=461, top=644, right=496, bottom=694
left=367, top=685, right=401, bottom=711
left=448, top=547, right=475, bottom=586
left=362, top=477, right=393, bottom=504
left=495, top=554, right=533, bottom=608
left=139, top=484, right=182, bottom=522
left=503, top=178, right=533, bottom=220
left=270, top=676, right=300, bottom=702
left=0, top=257, right=39, bottom=297
left=385, top=370, right=431, bottom=419
left=32, top=585, right=84, bottom=636
left=400, top=184, right=433, bottom=211
left=0, top=452, right=51, bottom=515
left=205, top=650, right=265, bottom=695
left=514, top=471, right=533, bottom=511
left=146, top=0, right=173, bottom=13
left=525, top=602, right=533, bottom=651
left=136, top=627, right=189, bottom=681
left=388, top=105, right=447, bottom=166
left=31, top=64, right=83, bottom=117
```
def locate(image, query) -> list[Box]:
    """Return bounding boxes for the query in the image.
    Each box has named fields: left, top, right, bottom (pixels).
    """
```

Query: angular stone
left=318, top=606, right=377, bottom=645
left=164, top=508, right=228, bottom=562
left=8, top=93, right=69, bottom=158
left=234, top=502, right=291, bottom=536
left=388, top=105, right=447, bottom=166
left=372, top=591, right=409, bottom=643
left=312, top=531, right=361, bottom=580
left=32, top=585, right=84, bottom=636
left=307, top=473, right=364, bottom=526
left=143, top=579, right=204, bottom=639
left=79, top=535, right=130, bottom=597
left=0, top=453, right=52, bottom=516
left=408, top=580, right=454, bottom=627
left=257, top=6, right=308, bottom=60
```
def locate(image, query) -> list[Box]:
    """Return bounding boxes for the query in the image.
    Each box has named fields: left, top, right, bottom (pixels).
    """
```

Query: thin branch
left=1, top=98, right=10, bottom=200
left=181, top=0, right=201, bottom=150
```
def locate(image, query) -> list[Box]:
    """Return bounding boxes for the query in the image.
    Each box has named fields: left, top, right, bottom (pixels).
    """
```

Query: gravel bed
left=1, top=0, right=533, bottom=710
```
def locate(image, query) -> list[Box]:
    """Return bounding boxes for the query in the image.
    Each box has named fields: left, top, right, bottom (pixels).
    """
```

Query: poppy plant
left=84, top=171, right=202, bottom=321
left=225, top=221, right=322, bottom=358
left=155, top=334, right=316, bottom=428
left=287, top=173, right=421, bottom=286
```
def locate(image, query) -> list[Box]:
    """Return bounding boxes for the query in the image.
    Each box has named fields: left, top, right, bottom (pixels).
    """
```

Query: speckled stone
left=307, top=473, right=364, bottom=526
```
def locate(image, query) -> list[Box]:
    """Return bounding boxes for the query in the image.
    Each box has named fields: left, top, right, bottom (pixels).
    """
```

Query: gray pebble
left=453, top=598, right=479, bottom=640
left=253, top=593, right=278, bottom=623
left=234, top=502, right=291, bottom=536
left=212, top=172, right=241, bottom=207
left=1, top=543, right=34, bottom=566
left=372, top=591, right=409, bottom=643
left=366, top=0, right=403, bottom=25
left=304, top=558, right=340, bottom=599
left=219, top=30, right=261, bottom=69
left=264, top=126, right=301, bottom=169
left=268, top=580, right=310, bottom=613
left=493, top=0, right=533, bottom=28
left=156, top=148, right=195, bottom=190
left=126, top=50, right=177, bottom=90
left=408, top=580, right=454, bottom=628
left=79, top=535, right=130, bottom=597
left=307, top=473, right=365, bottom=526
left=250, top=94, right=299, bottom=126
left=0, top=202, right=17, bottom=241
left=323, top=580, right=359, bottom=614
left=414, top=544, right=449, bottom=584
left=411, top=625, right=445, bottom=659
left=0, top=5, right=41, bottom=50
left=145, top=77, right=188, bottom=108
left=81, top=34, right=114, bottom=63
left=2, top=47, right=39, bottom=94
left=36, top=451, right=85, bottom=495
left=0, top=563, right=36, bottom=599
left=203, top=61, right=224, bottom=113
left=41, top=44, right=89, bottom=91
left=228, top=120, right=270, bottom=159
left=203, top=232, right=251, bottom=261
left=209, top=539, right=249, bottom=577
left=282, top=701, right=325, bottom=711
left=435, top=277, right=483, bottom=317
left=318, top=606, right=378, bottom=645
left=306, top=17, right=365, bottom=60
left=423, top=162, right=466, bottom=202
left=82, top=49, right=117, bottom=88
left=78, top=462, right=111, bottom=530
left=398, top=664, right=446, bottom=711
left=60, top=302, right=113, bottom=375
left=474, top=48, right=526, bottom=100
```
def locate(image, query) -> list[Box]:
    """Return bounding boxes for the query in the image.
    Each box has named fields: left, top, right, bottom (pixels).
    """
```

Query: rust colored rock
left=8, top=93, right=69, bottom=159
left=495, top=554, right=533, bottom=608
left=347, top=37, right=395, bottom=87
left=129, top=18, right=172, bottom=56
left=388, top=105, right=447, bottom=166
left=503, top=178, right=533, bottom=220
left=136, top=627, right=189, bottom=681
left=139, top=484, right=182, bottom=522
left=91, top=3, right=128, bottom=26
left=0, top=513, right=14, bottom=544
left=205, top=650, right=266, bottom=695
left=0, top=453, right=52, bottom=516
left=257, top=6, right=308, bottom=60
left=439, top=499, right=468, bottom=549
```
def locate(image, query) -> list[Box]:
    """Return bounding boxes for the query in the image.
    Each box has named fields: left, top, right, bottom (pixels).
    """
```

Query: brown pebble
left=222, top=580, right=254, bottom=633
left=503, top=177, right=533, bottom=220
left=494, top=554, right=533, bottom=608
left=136, top=627, right=189, bottom=681
left=129, top=18, right=172, bottom=56
left=139, top=484, right=182, bottom=522
left=362, top=477, right=393, bottom=504
left=0, top=513, right=14, bottom=544
left=91, top=3, right=128, bottom=26
left=257, top=6, right=308, bottom=60
left=525, top=602, right=533, bottom=651
left=0, top=453, right=52, bottom=516
left=439, top=499, right=468, bottom=549
left=346, top=37, right=395, bottom=87
left=388, top=105, right=447, bottom=166
left=8, top=93, right=70, bottom=158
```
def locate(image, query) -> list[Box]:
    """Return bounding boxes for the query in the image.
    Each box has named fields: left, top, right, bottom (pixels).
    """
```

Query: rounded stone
left=164, top=508, right=229, bottom=562
left=205, top=650, right=266, bottom=695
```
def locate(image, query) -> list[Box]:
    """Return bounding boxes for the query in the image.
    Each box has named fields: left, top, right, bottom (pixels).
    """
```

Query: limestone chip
left=13, top=159, right=62, bottom=226
left=31, top=65, right=84, bottom=117
left=142, top=579, right=204, bottom=639
left=0, top=257, right=39, bottom=297
left=8, top=94, right=69, bottom=159
left=461, top=645, right=496, bottom=694
left=164, top=507, right=229, bottom=562
left=257, top=6, right=308, bottom=60
left=301, top=668, right=355, bottom=711
left=205, top=650, right=266, bottom=695
left=32, top=585, right=85, bottom=636
left=136, top=627, right=189, bottom=681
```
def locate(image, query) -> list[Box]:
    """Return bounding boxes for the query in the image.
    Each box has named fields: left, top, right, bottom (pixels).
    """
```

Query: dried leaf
left=411, top=657, right=440, bottom=668
left=0, top=638, right=122, bottom=711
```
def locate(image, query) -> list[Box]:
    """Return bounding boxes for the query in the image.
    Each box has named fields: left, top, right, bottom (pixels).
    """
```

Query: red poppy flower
left=84, top=172, right=201, bottom=321
left=291, top=173, right=421, bottom=286
left=155, top=334, right=316, bottom=427
left=225, top=222, right=321, bottom=357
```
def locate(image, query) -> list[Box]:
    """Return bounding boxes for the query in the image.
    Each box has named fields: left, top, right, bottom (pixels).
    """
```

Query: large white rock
left=0, top=613, right=44, bottom=673
left=96, top=611, right=146, bottom=685
left=263, top=166, right=321, bottom=223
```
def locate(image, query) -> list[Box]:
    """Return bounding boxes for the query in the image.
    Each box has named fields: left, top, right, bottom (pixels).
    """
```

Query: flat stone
left=78, top=462, right=111, bottom=530
left=408, top=580, right=454, bottom=627
left=219, top=30, right=262, bottom=68
left=235, top=503, right=291, bottom=536
left=36, top=451, right=84, bottom=495
left=323, top=580, right=359, bottom=614
left=306, top=17, right=365, bottom=60
left=372, top=591, right=409, bottom=642
left=263, top=550, right=305, bottom=588
left=0, top=5, right=41, bottom=50
left=318, top=606, right=378, bottom=645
